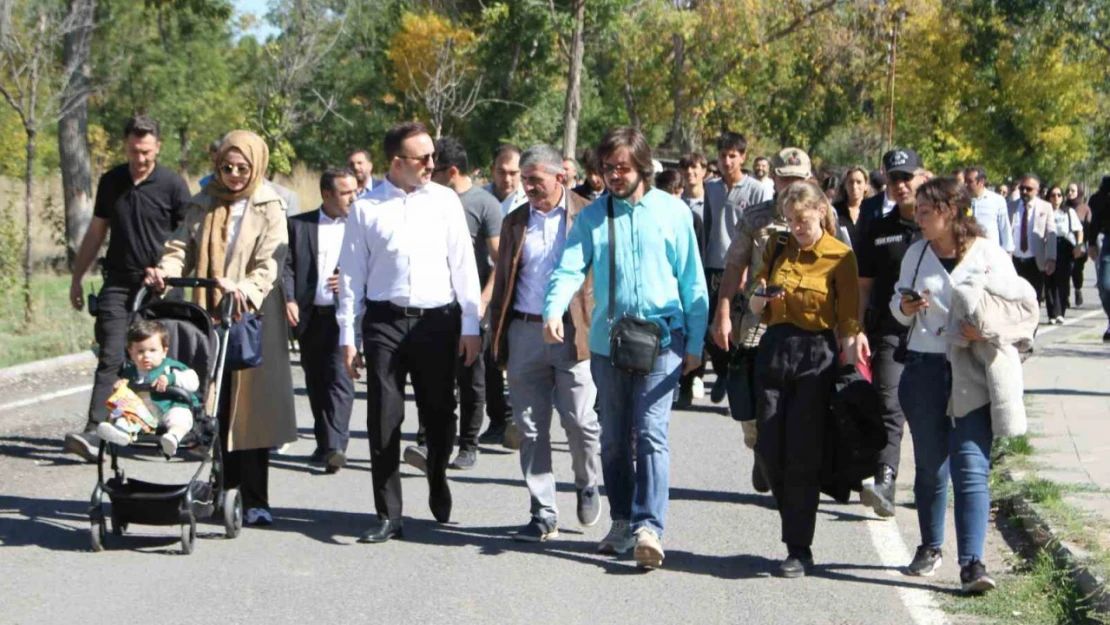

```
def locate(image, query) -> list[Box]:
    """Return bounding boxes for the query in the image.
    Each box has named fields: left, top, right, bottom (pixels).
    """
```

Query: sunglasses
left=602, top=163, right=635, bottom=176
left=398, top=153, right=434, bottom=165
left=1019, top=185, right=1035, bottom=193
left=888, top=172, right=915, bottom=184
left=220, top=164, right=251, bottom=176
left=1049, top=192, right=1062, bottom=197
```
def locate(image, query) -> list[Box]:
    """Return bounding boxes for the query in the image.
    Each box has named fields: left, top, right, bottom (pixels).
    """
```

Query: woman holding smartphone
left=748, top=180, right=868, bottom=578
left=891, top=177, right=1013, bottom=594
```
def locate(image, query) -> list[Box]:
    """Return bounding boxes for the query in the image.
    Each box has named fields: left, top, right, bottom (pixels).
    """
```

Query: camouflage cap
left=772, top=147, right=812, bottom=179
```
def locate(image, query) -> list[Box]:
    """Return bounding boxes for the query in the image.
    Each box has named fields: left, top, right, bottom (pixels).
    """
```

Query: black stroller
left=87, top=277, right=241, bottom=555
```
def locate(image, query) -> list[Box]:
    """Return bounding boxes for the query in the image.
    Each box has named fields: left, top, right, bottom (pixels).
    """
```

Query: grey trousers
left=506, top=318, right=601, bottom=524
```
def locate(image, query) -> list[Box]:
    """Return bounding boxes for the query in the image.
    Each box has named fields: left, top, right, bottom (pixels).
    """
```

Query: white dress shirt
left=337, top=178, right=481, bottom=347
left=314, top=210, right=346, bottom=306
left=514, top=191, right=568, bottom=315
left=971, top=190, right=1014, bottom=253
left=484, top=182, right=529, bottom=216
left=881, top=194, right=896, bottom=217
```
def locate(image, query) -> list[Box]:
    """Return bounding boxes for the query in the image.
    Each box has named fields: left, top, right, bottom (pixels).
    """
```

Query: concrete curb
left=999, top=468, right=1110, bottom=616
left=0, top=351, right=96, bottom=383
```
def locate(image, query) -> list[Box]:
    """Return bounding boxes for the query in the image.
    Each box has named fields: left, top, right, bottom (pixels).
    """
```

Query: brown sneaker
left=633, top=527, right=664, bottom=570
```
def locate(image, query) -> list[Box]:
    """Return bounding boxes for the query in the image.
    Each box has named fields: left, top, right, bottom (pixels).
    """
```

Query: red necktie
left=1020, top=201, right=1029, bottom=253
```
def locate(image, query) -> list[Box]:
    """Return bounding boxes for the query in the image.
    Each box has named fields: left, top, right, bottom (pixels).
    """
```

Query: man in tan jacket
left=489, top=144, right=600, bottom=543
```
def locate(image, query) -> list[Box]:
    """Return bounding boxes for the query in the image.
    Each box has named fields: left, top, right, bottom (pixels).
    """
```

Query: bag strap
left=905, top=242, right=929, bottom=336
left=608, top=195, right=616, bottom=323
left=765, top=231, right=790, bottom=286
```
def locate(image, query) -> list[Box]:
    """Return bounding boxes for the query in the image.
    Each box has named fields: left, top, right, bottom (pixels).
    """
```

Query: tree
left=57, top=0, right=94, bottom=270
left=0, top=0, right=91, bottom=323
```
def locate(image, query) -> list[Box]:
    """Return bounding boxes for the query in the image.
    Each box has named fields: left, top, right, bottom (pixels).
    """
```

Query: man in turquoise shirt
left=543, top=127, right=708, bottom=571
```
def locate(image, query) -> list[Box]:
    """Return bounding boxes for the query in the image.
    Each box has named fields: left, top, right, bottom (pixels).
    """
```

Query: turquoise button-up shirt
left=544, top=187, right=709, bottom=358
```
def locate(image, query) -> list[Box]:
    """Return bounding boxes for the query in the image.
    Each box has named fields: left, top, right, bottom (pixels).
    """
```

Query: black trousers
left=217, top=368, right=270, bottom=511
left=704, top=268, right=731, bottom=384
left=1045, top=241, right=1075, bottom=319
left=86, top=282, right=142, bottom=426
left=1073, top=253, right=1088, bottom=292
left=299, top=307, right=354, bottom=453
left=754, top=324, right=837, bottom=550
left=1014, top=257, right=1044, bottom=303
left=868, top=331, right=906, bottom=474
left=416, top=322, right=489, bottom=451
left=363, top=302, right=460, bottom=520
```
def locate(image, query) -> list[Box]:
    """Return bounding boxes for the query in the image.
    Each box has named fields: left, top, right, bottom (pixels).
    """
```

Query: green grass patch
left=943, top=551, right=1090, bottom=625
left=0, top=272, right=101, bottom=368
left=995, top=435, right=1036, bottom=462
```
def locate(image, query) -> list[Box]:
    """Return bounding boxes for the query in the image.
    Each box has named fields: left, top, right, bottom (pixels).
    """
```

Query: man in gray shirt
left=405, top=136, right=504, bottom=471
left=702, top=131, right=772, bottom=404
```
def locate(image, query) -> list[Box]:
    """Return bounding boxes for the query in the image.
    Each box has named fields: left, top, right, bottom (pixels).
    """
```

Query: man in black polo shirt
left=64, top=115, right=192, bottom=461
left=856, top=147, right=926, bottom=518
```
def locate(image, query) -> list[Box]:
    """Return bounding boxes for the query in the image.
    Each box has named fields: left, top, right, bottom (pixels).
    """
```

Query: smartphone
left=898, top=288, right=923, bottom=301
left=754, top=284, right=785, bottom=297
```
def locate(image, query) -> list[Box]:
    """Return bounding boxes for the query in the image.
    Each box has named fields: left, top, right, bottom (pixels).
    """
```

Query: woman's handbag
left=607, top=196, right=662, bottom=376
left=226, top=310, right=264, bottom=371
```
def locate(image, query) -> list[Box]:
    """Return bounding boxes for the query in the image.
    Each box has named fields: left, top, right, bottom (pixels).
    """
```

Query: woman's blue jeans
left=899, top=352, right=993, bottom=566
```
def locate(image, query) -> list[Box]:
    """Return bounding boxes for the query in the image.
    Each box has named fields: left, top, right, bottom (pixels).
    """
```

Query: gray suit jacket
left=1008, top=197, right=1057, bottom=270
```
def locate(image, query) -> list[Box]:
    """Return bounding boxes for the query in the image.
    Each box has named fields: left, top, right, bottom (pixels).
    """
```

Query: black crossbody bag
left=607, top=195, right=663, bottom=376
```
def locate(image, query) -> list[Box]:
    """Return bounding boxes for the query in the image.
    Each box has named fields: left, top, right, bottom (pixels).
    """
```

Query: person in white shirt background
left=964, top=166, right=1014, bottom=253
left=1007, top=174, right=1057, bottom=305
left=337, top=121, right=483, bottom=544
left=752, top=156, right=775, bottom=196
left=485, top=144, right=528, bottom=215
left=347, top=148, right=379, bottom=199
left=1044, top=184, right=1084, bottom=323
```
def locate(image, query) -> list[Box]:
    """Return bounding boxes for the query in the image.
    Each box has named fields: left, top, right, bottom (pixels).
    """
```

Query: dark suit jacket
left=282, top=208, right=327, bottom=339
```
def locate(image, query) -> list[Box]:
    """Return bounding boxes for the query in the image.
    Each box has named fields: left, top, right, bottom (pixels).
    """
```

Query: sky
left=232, top=0, right=280, bottom=40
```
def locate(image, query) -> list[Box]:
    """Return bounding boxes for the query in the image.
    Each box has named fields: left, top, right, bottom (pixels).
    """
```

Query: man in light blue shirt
left=966, top=166, right=1014, bottom=253
left=544, top=126, right=708, bottom=570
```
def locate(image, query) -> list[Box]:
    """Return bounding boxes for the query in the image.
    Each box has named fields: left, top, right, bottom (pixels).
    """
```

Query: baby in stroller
left=96, top=319, right=200, bottom=457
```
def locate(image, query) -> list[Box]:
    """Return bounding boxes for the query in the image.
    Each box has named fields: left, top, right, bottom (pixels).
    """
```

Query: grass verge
left=0, top=272, right=101, bottom=368
left=943, top=550, right=1089, bottom=625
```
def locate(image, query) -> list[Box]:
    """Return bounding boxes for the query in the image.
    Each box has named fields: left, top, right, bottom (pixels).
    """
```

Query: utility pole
left=885, top=8, right=906, bottom=156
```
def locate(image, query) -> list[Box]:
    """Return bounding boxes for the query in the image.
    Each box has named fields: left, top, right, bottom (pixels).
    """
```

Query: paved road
left=4, top=287, right=1099, bottom=624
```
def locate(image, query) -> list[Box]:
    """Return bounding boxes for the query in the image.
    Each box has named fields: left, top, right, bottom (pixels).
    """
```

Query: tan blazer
left=159, top=184, right=297, bottom=452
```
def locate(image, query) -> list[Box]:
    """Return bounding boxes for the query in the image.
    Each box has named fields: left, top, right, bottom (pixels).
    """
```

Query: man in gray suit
left=1009, top=174, right=1057, bottom=302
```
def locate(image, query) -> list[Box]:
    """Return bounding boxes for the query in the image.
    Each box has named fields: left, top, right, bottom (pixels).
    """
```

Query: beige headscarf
left=195, top=130, right=271, bottom=313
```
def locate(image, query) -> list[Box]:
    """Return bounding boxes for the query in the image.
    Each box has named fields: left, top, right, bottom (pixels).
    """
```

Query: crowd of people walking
left=60, top=113, right=1110, bottom=593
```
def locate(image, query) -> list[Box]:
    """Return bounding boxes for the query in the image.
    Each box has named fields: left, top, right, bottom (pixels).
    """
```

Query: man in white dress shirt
left=338, top=122, right=483, bottom=543
left=1009, top=174, right=1057, bottom=303
left=965, top=166, right=1014, bottom=253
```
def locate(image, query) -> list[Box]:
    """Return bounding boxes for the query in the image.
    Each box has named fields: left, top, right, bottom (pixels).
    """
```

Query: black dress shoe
left=429, top=481, right=452, bottom=523
left=358, top=518, right=404, bottom=543
left=751, top=463, right=771, bottom=493
left=309, top=447, right=327, bottom=464
left=325, top=450, right=346, bottom=474
left=478, top=422, right=507, bottom=445
left=779, top=546, right=814, bottom=578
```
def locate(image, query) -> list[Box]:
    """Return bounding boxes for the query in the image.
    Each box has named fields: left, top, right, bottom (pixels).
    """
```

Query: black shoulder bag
left=607, top=195, right=663, bottom=376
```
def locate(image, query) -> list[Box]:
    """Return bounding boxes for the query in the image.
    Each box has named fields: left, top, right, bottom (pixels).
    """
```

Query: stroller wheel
left=180, top=517, right=197, bottom=555
left=222, top=488, right=243, bottom=539
left=89, top=518, right=106, bottom=552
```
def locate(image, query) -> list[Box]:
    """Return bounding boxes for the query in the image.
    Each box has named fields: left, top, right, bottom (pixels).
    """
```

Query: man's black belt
left=366, top=300, right=454, bottom=318
left=511, top=310, right=571, bottom=324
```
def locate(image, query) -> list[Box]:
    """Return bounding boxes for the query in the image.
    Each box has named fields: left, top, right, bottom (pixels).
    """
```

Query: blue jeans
left=591, top=332, right=684, bottom=537
left=899, top=352, right=993, bottom=565
left=1097, top=241, right=1110, bottom=318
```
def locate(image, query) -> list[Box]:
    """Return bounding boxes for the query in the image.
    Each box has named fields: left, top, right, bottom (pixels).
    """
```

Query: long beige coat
left=159, top=183, right=298, bottom=452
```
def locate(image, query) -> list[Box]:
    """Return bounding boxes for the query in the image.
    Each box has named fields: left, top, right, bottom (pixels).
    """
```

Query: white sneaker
left=1055, top=316, right=1066, bottom=325
left=691, top=377, right=705, bottom=399
left=159, top=433, right=180, bottom=457
left=245, top=508, right=273, bottom=526
left=597, top=520, right=635, bottom=554
left=96, top=422, right=132, bottom=447
left=634, top=527, right=665, bottom=569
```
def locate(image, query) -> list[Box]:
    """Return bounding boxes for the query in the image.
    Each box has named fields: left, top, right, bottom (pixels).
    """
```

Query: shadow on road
left=0, top=435, right=87, bottom=466
left=0, top=495, right=90, bottom=551
left=1024, top=387, right=1110, bottom=397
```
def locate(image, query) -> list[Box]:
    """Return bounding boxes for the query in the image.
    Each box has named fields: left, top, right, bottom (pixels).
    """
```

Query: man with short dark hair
left=338, top=121, right=483, bottom=543
left=562, top=157, right=580, bottom=187
left=485, top=144, right=527, bottom=215
left=676, top=151, right=709, bottom=405
left=64, top=116, right=192, bottom=462
left=1009, top=174, right=1057, bottom=302
left=347, top=149, right=378, bottom=198
left=752, top=156, right=774, bottom=195
left=965, top=166, right=1013, bottom=253
left=855, top=147, right=928, bottom=518
left=283, top=168, right=359, bottom=473
left=545, top=126, right=708, bottom=569
left=572, top=150, right=605, bottom=201
left=702, top=132, right=772, bottom=405
left=407, top=136, right=505, bottom=470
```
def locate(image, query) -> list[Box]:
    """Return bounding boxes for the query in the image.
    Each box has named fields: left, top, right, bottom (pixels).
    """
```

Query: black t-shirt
left=94, top=163, right=192, bottom=280
left=857, top=208, right=920, bottom=330
left=938, top=257, right=958, bottom=273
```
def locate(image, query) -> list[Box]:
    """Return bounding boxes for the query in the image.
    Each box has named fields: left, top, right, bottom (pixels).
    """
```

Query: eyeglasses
left=602, top=163, right=635, bottom=176
left=1019, top=185, right=1035, bottom=193
left=1049, top=192, right=1062, bottom=197
left=220, top=164, right=251, bottom=176
left=398, top=153, right=434, bottom=165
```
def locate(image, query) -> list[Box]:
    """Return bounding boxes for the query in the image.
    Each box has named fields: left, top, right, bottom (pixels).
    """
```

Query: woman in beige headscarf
left=145, top=130, right=297, bottom=526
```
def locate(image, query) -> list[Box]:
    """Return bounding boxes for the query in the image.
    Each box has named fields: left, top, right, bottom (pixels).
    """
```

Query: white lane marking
left=866, top=517, right=950, bottom=625
left=0, top=384, right=93, bottom=413
left=1036, top=309, right=1104, bottom=337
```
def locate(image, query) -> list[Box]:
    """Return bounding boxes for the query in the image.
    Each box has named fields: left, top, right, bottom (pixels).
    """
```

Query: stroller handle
left=132, top=278, right=227, bottom=315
